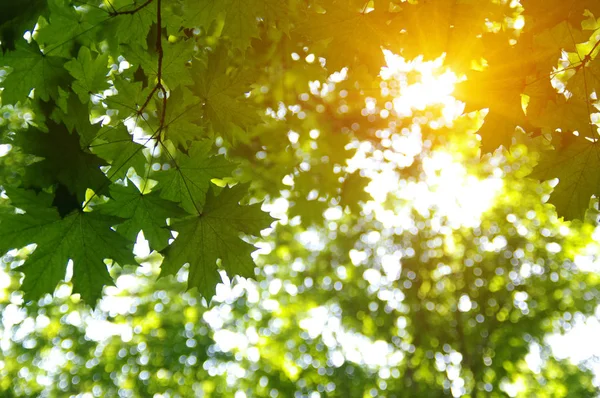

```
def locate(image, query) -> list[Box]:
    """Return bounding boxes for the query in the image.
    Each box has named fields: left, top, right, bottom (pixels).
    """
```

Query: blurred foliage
left=2, top=130, right=600, bottom=396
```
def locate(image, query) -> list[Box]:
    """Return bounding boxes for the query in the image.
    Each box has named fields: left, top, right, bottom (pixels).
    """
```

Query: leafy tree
left=2, top=0, right=600, bottom=396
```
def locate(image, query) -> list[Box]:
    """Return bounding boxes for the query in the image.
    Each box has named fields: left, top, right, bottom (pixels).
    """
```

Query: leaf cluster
left=1, top=0, right=600, bottom=305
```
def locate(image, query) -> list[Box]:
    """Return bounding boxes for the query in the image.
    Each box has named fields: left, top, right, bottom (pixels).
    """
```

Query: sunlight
left=416, top=151, right=503, bottom=228
left=351, top=52, right=500, bottom=229
left=381, top=50, right=464, bottom=125
left=365, top=149, right=503, bottom=229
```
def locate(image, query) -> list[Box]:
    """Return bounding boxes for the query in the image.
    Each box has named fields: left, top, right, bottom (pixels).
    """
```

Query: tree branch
left=156, top=0, right=168, bottom=130
left=109, top=0, right=154, bottom=17
left=136, top=0, right=167, bottom=127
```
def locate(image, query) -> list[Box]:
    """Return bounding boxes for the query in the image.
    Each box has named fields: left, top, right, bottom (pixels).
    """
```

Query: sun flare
left=352, top=51, right=501, bottom=228
left=381, top=50, right=464, bottom=126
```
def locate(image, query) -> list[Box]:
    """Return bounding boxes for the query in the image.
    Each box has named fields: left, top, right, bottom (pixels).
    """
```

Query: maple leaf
left=556, top=46, right=600, bottom=138
left=454, top=36, right=532, bottom=152
left=12, top=121, right=111, bottom=200
left=110, top=1, right=155, bottom=49
left=64, top=47, right=110, bottom=104
left=542, top=96, right=595, bottom=138
left=109, top=76, right=153, bottom=116
left=98, top=181, right=188, bottom=251
left=88, top=124, right=148, bottom=181
left=0, top=188, right=135, bottom=304
left=0, top=0, right=47, bottom=52
left=299, top=1, right=400, bottom=73
left=531, top=137, right=600, bottom=220
left=567, top=57, right=600, bottom=106
left=35, top=0, right=107, bottom=57
left=526, top=13, right=600, bottom=137
left=124, top=39, right=194, bottom=89
left=523, top=20, right=587, bottom=74
left=525, top=38, right=600, bottom=139
left=523, top=78, right=560, bottom=131
left=160, top=87, right=206, bottom=149
left=50, top=89, right=102, bottom=145
left=0, top=41, right=70, bottom=104
left=189, top=46, right=260, bottom=142
left=220, top=0, right=285, bottom=50
left=160, top=184, right=273, bottom=299
left=2, top=187, right=56, bottom=216
left=521, top=0, right=600, bottom=33
left=182, top=0, right=286, bottom=50
left=154, top=140, right=236, bottom=214
left=398, top=0, right=507, bottom=70
left=181, top=0, right=222, bottom=31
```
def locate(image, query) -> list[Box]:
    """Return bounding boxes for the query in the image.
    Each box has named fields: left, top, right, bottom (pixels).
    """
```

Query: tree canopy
left=2, top=0, right=600, bottom=396
left=1, top=0, right=600, bottom=304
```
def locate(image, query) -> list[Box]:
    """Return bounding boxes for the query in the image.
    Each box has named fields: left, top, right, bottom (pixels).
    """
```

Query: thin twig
left=138, top=85, right=159, bottom=115
left=155, top=0, right=168, bottom=133
left=109, top=0, right=154, bottom=16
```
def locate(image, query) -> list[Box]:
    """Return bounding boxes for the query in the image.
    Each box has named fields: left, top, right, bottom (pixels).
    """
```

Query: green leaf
left=0, top=0, right=47, bottom=52
left=88, top=124, right=148, bottom=181
left=531, top=137, right=600, bottom=220
left=64, top=47, right=110, bottom=103
left=98, top=181, right=188, bottom=251
left=218, top=0, right=271, bottom=50
left=161, top=184, right=273, bottom=298
left=398, top=0, right=509, bottom=69
left=111, top=2, right=155, bottom=49
left=0, top=189, right=134, bottom=304
left=13, top=121, right=110, bottom=200
left=189, top=46, right=260, bottom=141
left=35, top=0, right=107, bottom=57
left=50, top=88, right=101, bottom=146
left=2, top=187, right=56, bottom=216
left=124, top=39, right=194, bottom=89
left=182, top=0, right=286, bottom=50
left=160, top=87, right=205, bottom=149
left=537, top=96, right=594, bottom=138
left=0, top=41, right=69, bottom=104
left=181, top=0, right=222, bottom=31
left=453, top=40, right=530, bottom=152
left=522, top=0, right=600, bottom=32
left=298, top=1, right=399, bottom=73
left=154, top=140, right=236, bottom=214
left=109, top=76, right=153, bottom=116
